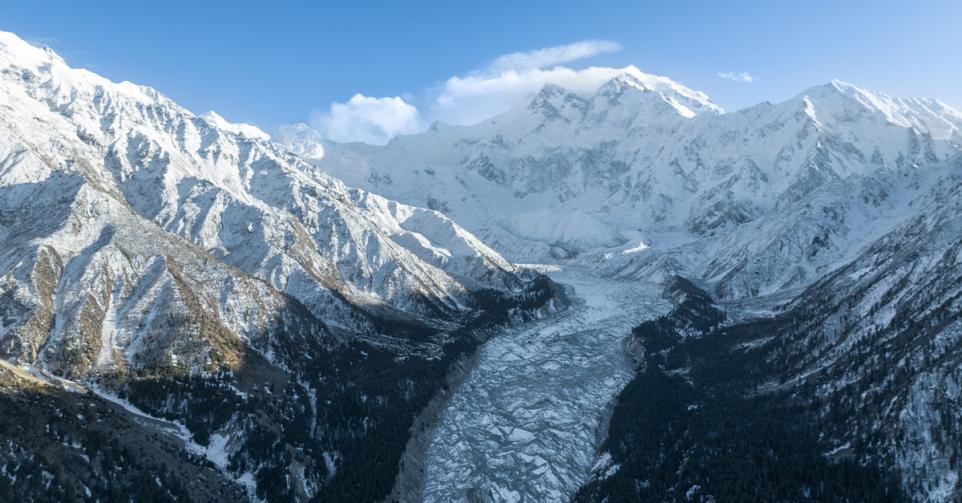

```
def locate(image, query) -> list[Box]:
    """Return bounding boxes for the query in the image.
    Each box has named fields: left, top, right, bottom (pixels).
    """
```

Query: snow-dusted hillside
left=579, top=155, right=962, bottom=502
left=763, top=154, right=962, bottom=500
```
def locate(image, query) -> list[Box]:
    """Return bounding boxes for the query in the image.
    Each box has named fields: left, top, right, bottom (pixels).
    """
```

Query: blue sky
left=4, top=1, right=961, bottom=142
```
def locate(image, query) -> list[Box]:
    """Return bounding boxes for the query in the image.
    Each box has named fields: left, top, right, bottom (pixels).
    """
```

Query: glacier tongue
left=421, top=267, right=669, bottom=502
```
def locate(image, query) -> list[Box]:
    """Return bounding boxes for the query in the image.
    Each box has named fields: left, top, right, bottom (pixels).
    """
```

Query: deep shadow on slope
left=0, top=362, right=245, bottom=502
left=575, top=277, right=906, bottom=502
left=101, top=275, right=563, bottom=503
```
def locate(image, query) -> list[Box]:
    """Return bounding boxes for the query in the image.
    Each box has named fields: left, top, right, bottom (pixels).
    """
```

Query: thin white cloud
left=313, top=93, right=423, bottom=145
left=487, top=40, right=622, bottom=73
left=275, top=122, right=326, bottom=159
left=431, top=65, right=633, bottom=126
left=717, top=71, right=754, bottom=83
left=422, top=40, right=626, bottom=126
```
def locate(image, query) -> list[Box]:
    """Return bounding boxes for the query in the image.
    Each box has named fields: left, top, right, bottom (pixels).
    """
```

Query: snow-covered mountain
left=0, top=30, right=562, bottom=502
left=755, top=154, right=962, bottom=499
left=306, top=71, right=962, bottom=299
left=0, top=29, right=543, bottom=370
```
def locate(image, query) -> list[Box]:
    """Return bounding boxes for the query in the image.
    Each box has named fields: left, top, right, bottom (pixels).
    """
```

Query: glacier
left=421, top=267, right=668, bottom=502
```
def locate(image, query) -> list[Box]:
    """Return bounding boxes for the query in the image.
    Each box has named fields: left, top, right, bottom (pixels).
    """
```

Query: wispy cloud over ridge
left=717, top=71, right=754, bottom=83
left=431, top=66, right=634, bottom=126
left=487, top=40, right=622, bottom=73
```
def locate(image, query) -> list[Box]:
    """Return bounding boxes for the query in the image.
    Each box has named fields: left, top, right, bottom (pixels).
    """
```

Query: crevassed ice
left=422, top=267, right=668, bottom=502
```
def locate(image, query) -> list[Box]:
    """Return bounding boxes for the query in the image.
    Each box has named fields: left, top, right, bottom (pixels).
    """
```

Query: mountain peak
left=0, top=30, right=175, bottom=111
left=527, top=83, right=589, bottom=121
left=592, top=68, right=723, bottom=118
left=800, top=79, right=882, bottom=103
left=275, top=122, right=327, bottom=158
left=201, top=111, right=271, bottom=141
left=596, top=72, right=652, bottom=97
left=534, top=82, right=569, bottom=98
left=0, top=30, right=61, bottom=68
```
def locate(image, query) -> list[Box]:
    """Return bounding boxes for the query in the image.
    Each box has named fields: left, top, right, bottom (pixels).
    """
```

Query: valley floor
left=421, top=267, right=669, bottom=502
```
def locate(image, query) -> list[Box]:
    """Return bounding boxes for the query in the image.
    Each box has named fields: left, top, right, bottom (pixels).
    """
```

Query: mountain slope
left=0, top=29, right=551, bottom=372
left=575, top=277, right=908, bottom=502
left=0, top=360, right=247, bottom=502
left=579, top=156, right=962, bottom=502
